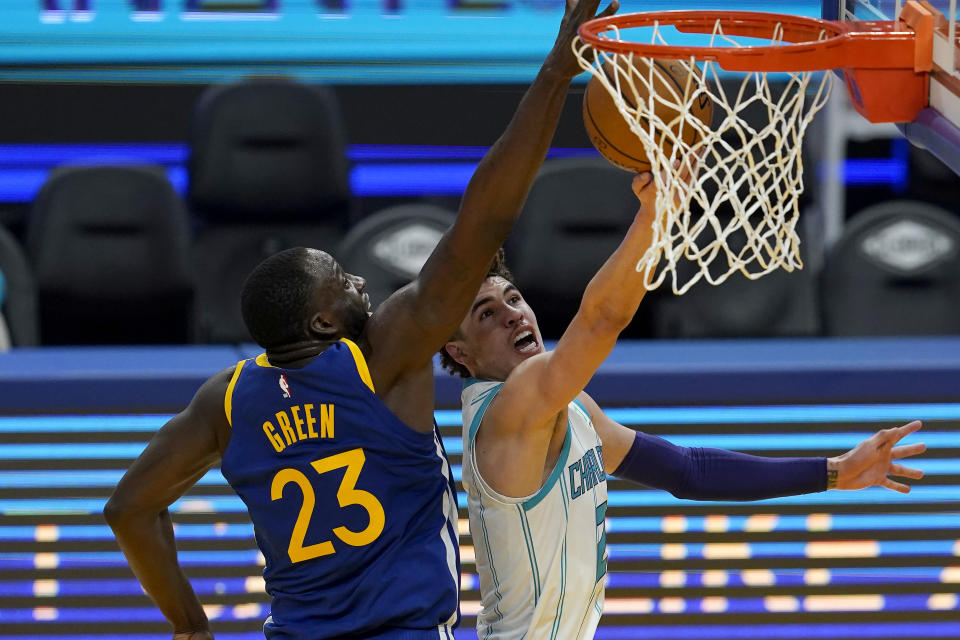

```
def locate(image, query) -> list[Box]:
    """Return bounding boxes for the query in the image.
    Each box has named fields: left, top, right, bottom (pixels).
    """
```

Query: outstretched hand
left=831, top=420, right=926, bottom=493
left=547, top=0, right=620, bottom=78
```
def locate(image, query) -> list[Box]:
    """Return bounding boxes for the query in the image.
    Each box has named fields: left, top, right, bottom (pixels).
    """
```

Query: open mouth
left=513, top=329, right=539, bottom=354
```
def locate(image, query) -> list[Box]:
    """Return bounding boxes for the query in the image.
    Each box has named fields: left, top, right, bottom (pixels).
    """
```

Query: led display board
left=1, top=0, right=817, bottom=83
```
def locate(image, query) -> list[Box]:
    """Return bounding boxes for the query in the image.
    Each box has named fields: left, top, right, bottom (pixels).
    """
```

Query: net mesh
left=574, top=19, right=834, bottom=294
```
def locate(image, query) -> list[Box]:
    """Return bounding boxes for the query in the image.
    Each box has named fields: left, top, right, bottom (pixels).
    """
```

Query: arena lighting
left=436, top=402, right=960, bottom=426
left=592, top=621, right=960, bottom=639
left=3, top=406, right=956, bottom=639
left=5, top=1, right=821, bottom=84
left=0, top=143, right=907, bottom=202
left=840, top=158, right=909, bottom=189
left=0, top=143, right=611, bottom=165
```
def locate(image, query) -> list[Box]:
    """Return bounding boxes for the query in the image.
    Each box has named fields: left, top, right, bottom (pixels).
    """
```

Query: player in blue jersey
left=102, top=0, right=622, bottom=637
left=440, top=173, right=927, bottom=639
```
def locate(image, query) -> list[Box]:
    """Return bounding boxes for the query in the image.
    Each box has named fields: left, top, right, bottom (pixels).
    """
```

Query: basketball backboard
left=824, top=0, right=960, bottom=173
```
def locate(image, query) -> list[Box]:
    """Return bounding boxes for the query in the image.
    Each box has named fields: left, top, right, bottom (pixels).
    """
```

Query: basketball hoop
left=574, top=3, right=935, bottom=294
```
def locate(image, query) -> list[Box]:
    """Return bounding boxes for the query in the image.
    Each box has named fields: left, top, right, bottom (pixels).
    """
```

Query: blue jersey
left=220, top=339, right=460, bottom=640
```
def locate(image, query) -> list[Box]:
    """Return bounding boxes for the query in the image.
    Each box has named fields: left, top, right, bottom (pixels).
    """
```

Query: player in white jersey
left=461, top=380, right=608, bottom=639
left=443, top=173, right=926, bottom=640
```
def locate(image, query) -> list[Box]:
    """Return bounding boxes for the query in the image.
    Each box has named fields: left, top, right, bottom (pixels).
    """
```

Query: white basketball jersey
left=461, top=379, right=609, bottom=640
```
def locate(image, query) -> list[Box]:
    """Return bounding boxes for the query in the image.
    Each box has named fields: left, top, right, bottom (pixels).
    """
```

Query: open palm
left=834, top=420, right=926, bottom=493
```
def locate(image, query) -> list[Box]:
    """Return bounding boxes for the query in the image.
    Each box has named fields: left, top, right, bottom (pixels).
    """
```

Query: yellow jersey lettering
left=276, top=411, right=297, bottom=445
left=264, top=405, right=335, bottom=451
left=304, top=404, right=319, bottom=438
left=320, top=404, right=334, bottom=438
left=263, top=421, right=285, bottom=453
left=291, top=406, right=307, bottom=441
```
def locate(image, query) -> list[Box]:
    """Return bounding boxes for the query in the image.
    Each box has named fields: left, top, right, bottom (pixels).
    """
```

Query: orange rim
left=576, top=10, right=910, bottom=72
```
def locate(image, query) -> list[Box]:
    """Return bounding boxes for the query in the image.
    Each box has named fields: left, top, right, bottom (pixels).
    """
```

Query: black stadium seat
left=650, top=233, right=820, bottom=339
left=26, top=165, right=193, bottom=345
left=336, top=203, right=456, bottom=310
left=187, top=78, right=354, bottom=343
left=192, top=224, right=344, bottom=344
left=0, top=224, right=39, bottom=347
left=821, top=200, right=960, bottom=336
left=503, top=157, right=639, bottom=339
left=188, top=78, right=353, bottom=225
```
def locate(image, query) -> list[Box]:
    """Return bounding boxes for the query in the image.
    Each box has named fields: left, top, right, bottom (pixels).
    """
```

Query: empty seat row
left=506, top=159, right=960, bottom=341
left=0, top=77, right=355, bottom=347
left=0, top=162, right=454, bottom=346
left=4, top=157, right=960, bottom=347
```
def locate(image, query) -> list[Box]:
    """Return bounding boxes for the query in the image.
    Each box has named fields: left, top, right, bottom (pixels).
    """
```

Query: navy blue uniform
left=221, top=339, right=460, bottom=640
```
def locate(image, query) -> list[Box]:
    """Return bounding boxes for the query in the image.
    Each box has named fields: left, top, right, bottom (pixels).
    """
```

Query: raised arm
left=492, top=172, right=659, bottom=432
left=365, top=0, right=618, bottom=383
left=103, top=370, right=232, bottom=639
left=580, top=392, right=926, bottom=500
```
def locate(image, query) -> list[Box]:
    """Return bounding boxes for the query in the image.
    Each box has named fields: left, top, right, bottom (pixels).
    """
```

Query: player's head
left=241, top=247, right=369, bottom=349
left=440, top=250, right=543, bottom=381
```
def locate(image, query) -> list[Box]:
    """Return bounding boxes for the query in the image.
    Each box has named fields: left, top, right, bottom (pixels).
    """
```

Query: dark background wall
left=0, top=82, right=594, bottom=144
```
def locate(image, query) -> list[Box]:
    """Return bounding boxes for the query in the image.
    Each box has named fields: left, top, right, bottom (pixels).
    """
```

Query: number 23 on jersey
left=270, top=448, right=386, bottom=563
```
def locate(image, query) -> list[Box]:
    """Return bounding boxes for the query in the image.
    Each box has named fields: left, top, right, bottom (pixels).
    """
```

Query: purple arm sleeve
left=612, top=430, right=827, bottom=500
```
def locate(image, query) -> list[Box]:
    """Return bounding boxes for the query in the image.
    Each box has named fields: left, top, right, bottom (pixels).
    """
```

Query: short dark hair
left=438, top=249, right=514, bottom=378
left=241, top=247, right=319, bottom=348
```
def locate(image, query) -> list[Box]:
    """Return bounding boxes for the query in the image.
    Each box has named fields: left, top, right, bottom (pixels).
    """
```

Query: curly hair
left=438, top=249, right=514, bottom=378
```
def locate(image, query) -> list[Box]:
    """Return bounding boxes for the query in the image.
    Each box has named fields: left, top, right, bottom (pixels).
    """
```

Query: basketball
left=582, top=57, right=714, bottom=173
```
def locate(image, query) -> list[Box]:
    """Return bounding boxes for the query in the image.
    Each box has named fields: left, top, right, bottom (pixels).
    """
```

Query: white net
left=574, top=19, right=834, bottom=295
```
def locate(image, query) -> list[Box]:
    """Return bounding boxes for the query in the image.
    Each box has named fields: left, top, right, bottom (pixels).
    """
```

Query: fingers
left=677, top=158, right=693, bottom=185
left=882, top=477, right=911, bottom=494
left=891, top=442, right=927, bottom=459
left=568, top=0, right=617, bottom=23
left=632, top=172, right=652, bottom=198
left=889, top=463, right=924, bottom=480
left=873, top=420, right=922, bottom=448
left=671, top=148, right=704, bottom=188
left=598, top=0, right=620, bottom=18
left=895, top=420, right=923, bottom=437
left=570, top=0, right=599, bottom=19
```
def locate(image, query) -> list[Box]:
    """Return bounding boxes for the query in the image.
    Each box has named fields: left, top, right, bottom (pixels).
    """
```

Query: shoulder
left=198, top=366, right=236, bottom=395
left=479, top=350, right=556, bottom=431
left=575, top=390, right=602, bottom=419
left=355, top=289, right=411, bottom=388
left=153, top=366, right=238, bottom=457
left=461, top=379, right=504, bottom=442
left=190, top=366, right=239, bottom=426
left=462, top=378, right=504, bottom=405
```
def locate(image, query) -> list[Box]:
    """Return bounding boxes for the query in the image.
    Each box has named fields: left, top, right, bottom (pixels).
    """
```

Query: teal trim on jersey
left=463, top=377, right=493, bottom=391
left=550, top=472, right=571, bottom=640
left=571, top=398, right=591, bottom=425
left=594, top=500, right=608, bottom=583
left=472, top=383, right=502, bottom=407
left=550, top=533, right=567, bottom=640
left=522, top=420, right=572, bottom=511
left=573, top=584, right=601, bottom=639
left=517, top=505, right=542, bottom=603
left=467, top=382, right=503, bottom=443
left=560, top=471, right=571, bottom=519
left=477, top=493, right=505, bottom=637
